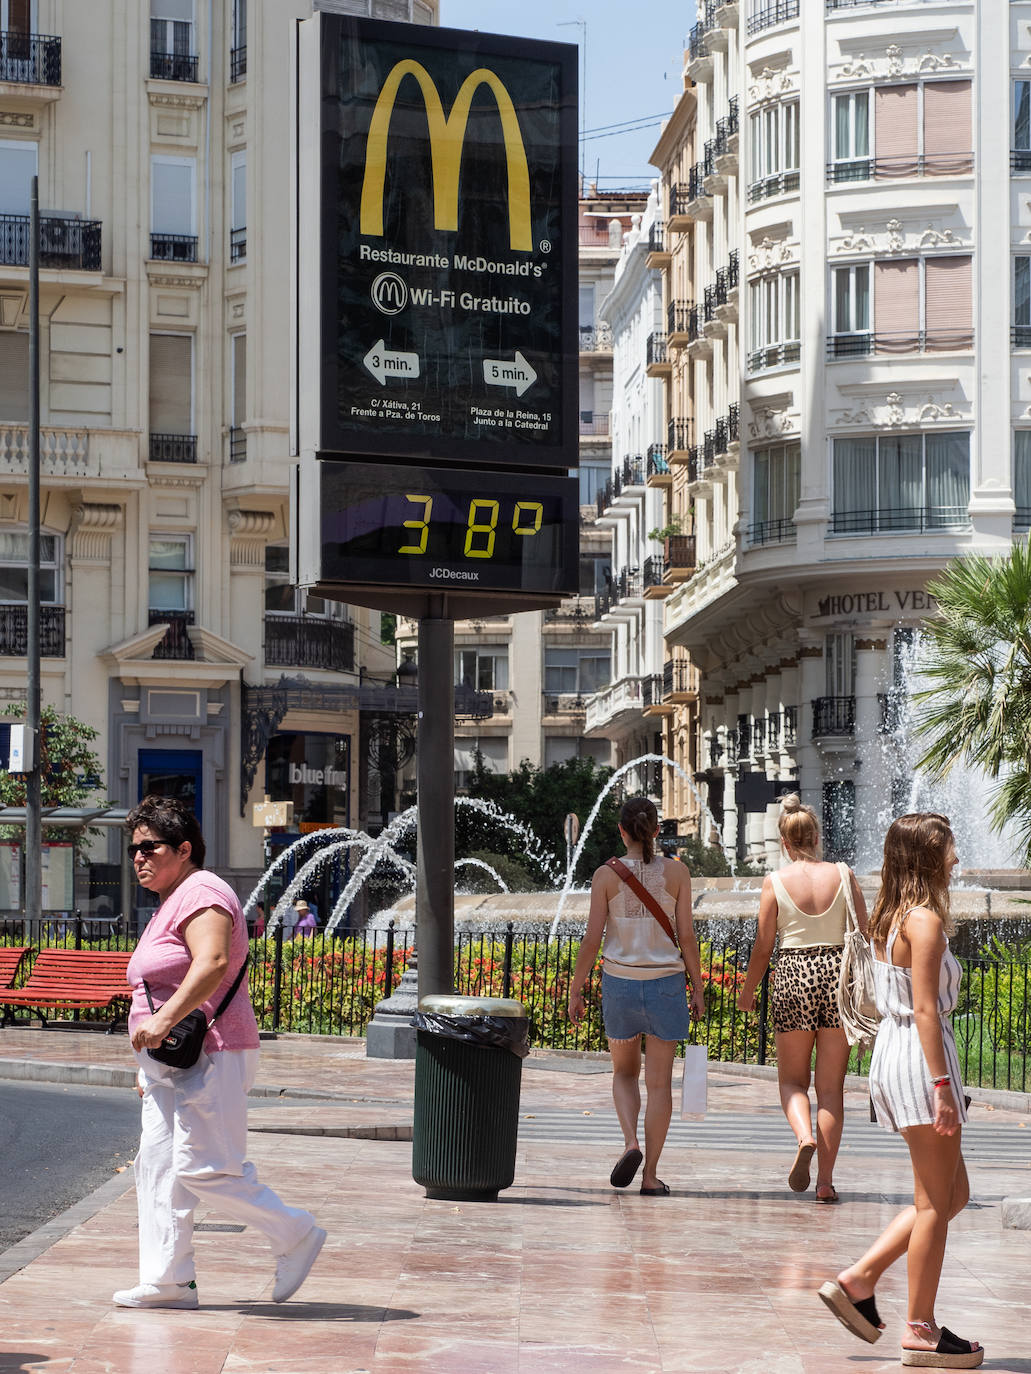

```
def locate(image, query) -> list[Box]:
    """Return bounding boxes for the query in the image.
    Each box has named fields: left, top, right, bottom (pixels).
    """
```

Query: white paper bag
left=679, top=1043, right=708, bottom=1119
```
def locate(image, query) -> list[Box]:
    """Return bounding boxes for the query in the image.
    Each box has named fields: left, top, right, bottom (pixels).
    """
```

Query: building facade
left=657, top=1, right=1015, bottom=870
left=0, top=0, right=435, bottom=910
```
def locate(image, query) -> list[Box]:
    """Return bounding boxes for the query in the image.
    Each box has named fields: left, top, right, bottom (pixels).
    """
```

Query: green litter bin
left=412, top=994, right=529, bottom=1202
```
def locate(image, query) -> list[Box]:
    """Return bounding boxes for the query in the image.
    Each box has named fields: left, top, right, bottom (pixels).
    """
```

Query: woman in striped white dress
left=819, top=814, right=982, bottom=1369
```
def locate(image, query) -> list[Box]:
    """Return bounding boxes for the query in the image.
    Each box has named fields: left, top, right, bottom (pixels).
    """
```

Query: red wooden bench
left=0, top=946, right=31, bottom=989
left=0, top=949, right=133, bottom=1033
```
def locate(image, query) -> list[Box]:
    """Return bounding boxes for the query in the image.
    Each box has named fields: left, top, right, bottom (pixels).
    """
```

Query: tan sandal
left=901, top=1322, right=983, bottom=1368
left=788, top=1140, right=816, bottom=1192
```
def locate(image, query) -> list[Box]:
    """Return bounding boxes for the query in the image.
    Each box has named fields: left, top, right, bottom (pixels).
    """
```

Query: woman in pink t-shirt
left=114, top=795, right=326, bottom=1311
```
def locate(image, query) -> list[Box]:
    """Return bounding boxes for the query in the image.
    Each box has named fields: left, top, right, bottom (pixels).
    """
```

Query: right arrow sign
left=482, top=350, right=537, bottom=398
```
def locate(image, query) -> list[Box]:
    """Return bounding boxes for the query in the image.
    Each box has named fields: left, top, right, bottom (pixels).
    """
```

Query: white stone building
left=0, top=0, right=435, bottom=913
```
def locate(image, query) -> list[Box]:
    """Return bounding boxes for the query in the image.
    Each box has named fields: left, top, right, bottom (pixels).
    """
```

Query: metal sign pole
left=416, top=606, right=454, bottom=1000
left=25, top=175, right=42, bottom=927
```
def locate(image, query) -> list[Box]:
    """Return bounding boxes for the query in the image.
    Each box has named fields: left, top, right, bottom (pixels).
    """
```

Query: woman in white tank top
left=737, top=794, right=867, bottom=1204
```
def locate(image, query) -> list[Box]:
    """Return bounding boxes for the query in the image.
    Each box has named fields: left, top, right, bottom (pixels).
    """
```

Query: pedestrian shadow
left=1, top=1353, right=52, bottom=1372
left=202, top=1302, right=419, bottom=1322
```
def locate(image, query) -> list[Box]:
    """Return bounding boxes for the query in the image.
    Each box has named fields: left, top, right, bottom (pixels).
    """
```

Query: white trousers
left=134, top=1047, right=315, bottom=1286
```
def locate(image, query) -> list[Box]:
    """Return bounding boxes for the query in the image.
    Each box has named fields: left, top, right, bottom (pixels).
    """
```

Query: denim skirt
left=601, top=970, right=691, bottom=1042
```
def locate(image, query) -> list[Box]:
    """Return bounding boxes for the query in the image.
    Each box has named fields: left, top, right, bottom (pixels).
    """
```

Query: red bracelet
left=932, top=1075, right=951, bottom=1088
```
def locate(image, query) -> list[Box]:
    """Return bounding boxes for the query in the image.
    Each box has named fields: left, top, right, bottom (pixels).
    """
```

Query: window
left=0, top=2, right=32, bottom=36
left=149, top=333, right=193, bottom=437
left=457, top=648, right=508, bottom=692
left=1015, top=431, right=1031, bottom=531
left=230, top=0, right=246, bottom=80
left=0, top=529, right=59, bottom=603
left=748, top=100, right=799, bottom=201
left=151, top=156, right=196, bottom=259
left=747, top=271, right=799, bottom=371
left=579, top=458, right=607, bottom=505
left=1017, top=257, right=1031, bottom=348
left=455, top=738, right=507, bottom=789
left=1016, top=81, right=1031, bottom=171
left=149, top=535, right=192, bottom=612
left=230, top=333, right=245, bottom=459
left=264, top=545, right=347, bottom=620
left=579, top=551, right=610, bottom=597
left=230, top=151, right=245, bottom=261
left=831, top=432, right=970, bottom=534
left=825, top=632, right=855, bottom=698
left=750, top=442, right=799, bottom=544
left=832, top=91, right=870, bottom=180
left=150, top=0, right=196, bottom=80
left=833, top=257, right=971, bottom=357
left=0, top=331, right=29, bottom=421
left=833, top=264, right=870, bottom=350
left=0, top=138, right=37, bottom=215
left=544, top=647, right=610, bottom=695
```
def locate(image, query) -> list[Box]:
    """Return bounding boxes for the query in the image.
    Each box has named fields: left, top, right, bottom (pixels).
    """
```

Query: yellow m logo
left=360, top=60, right=532, bottom=254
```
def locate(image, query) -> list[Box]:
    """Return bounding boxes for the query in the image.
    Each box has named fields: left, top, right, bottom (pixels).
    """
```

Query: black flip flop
left=640, top=1181, right=670, bottom=1196
left=609, top=1147, right=643, bottom=1188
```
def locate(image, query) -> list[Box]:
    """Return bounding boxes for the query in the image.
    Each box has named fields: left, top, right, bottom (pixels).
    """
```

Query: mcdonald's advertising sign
left=294, top=13, right=578, bottom=472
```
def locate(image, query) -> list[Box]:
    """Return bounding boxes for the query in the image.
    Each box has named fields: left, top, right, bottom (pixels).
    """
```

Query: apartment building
left=0, top=0, right=435, bottom=907
left=398, top=191, right=648, bottom=792
left=655, top=0, right=1013, bottom=869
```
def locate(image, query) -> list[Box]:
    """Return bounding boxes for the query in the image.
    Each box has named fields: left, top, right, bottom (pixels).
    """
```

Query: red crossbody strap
left=607, top=857, right=677, bottom=944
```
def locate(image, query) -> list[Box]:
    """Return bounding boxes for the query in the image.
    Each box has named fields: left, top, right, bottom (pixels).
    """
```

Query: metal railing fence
left=1, top=922, right=1026, bottom=1091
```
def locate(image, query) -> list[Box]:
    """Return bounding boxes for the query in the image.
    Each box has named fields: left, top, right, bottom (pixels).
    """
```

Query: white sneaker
left=112, top=1281, right=199, bottom=1309
left=272, top=1225, right=326, bottom=1302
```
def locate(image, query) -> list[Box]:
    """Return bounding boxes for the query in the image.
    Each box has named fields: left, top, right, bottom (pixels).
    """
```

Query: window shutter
left=149, top=334, right=192, bottom=433
left=874, top=259, right=919, bottom=350
left=923, top=81, right=972, bottom=175
left=232, top=334, right=246, bottom=425
left=874, top=84, right=918, bottom=177
left=924, top=256, right=972, bottom=350
left=0, top=332, right=29, bottom=421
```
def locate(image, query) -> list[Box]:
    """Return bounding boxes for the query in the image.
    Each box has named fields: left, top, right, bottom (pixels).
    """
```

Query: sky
left=440, top=0, right=695, bottom=190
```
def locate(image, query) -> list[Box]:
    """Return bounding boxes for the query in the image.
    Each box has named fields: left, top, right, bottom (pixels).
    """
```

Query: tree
left=914, top=543, right=1031, bottom=862
left=458, top=754, right=623, bottom=883
left=0, top=704, right=106, bottom=852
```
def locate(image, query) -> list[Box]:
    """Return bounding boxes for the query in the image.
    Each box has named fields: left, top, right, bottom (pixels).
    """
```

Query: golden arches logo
left=360, top=60, right=532, bottom=254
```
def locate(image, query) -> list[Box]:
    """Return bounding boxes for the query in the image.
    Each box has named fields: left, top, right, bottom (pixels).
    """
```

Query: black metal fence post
left=502, top=921, right=514, bottom=999
left=757, top=967, right=770, bottom=1065
left=384, top=919, right=395, bottom=993
left=271, top=924, right=284, bottom=1032
left=73, top=909, right=83, bottom=951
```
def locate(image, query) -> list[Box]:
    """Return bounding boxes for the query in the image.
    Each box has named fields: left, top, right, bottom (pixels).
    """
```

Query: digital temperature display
left=318, top=460, right=578, bottom=596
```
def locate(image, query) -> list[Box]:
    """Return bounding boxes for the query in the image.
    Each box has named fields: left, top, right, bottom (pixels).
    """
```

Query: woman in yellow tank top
left=737, top=795, right=869, bottom=1203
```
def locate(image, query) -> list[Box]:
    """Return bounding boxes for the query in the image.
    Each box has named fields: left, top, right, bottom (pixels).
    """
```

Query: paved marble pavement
left=0, top=1030, right=1028, bottom=1374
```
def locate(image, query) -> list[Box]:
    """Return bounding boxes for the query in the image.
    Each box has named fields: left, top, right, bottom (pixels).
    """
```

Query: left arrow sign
left=364, top=339, right=421, bottom=385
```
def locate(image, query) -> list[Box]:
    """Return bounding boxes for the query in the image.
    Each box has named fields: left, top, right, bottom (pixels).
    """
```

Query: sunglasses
left=128, top=840, right=170, bottom=860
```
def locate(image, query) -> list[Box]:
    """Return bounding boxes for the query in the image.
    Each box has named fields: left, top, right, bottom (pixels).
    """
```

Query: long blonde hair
left=869, top=812, right=954, bottom=941
left=778, top=793, right=821, bottom=860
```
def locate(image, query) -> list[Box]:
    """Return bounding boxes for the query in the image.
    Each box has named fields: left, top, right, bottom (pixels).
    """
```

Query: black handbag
left=143, top=958, right=249, bottom=1069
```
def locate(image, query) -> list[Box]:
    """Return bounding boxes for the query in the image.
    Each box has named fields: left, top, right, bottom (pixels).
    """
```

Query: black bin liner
left=411, top=1011, right=530, bottom=1058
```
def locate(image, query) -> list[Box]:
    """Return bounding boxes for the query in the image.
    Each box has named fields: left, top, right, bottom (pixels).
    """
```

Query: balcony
left=646, top=443, right=671, bottom=486
left=748, top=517, right=796, bottom=546
left=767, top=712, right=781, bottom=752
left=667, top=299, right=692, bottom=347
left=0, top=604, right=64, bottom=657
left=747, top=0, right=799, bottom=34
left=0, top=31, right=61, bottom=86
left=151, top=233, right=198, bottom=263
left=579, top=414, right=609, bottom=438
left=580, top=321, right=613, bottom=353
left=585, top=676, right=645, bottom=734
left=663, top=535, right=697, bottom=584
left=642, top=673, right=673, bottom=716
left=542, top=692, right=587, bottom=719
left=228, top=426, right=246, bottom=463
left=812, top=696, right=855, bottom=739
left=230, top=227, right=246, bottom=263
left=646, top=332, right=671, bottom=376
left=685, top=304, right=711, bottom=358
left=643, top=555, right=671, bottom=600
left=265, top=614, right=355, bottom=673
left=646, top=222, right=670, bottom=267
left=618, top=455, right=646, bottom=491
left=150, top=50, right=199, bottom=83
left=662, top=658, right=695, bottom=703
left=746, top=169, right=800, bottom=204
left=784, top=706, right=798, bottom=747
left=828, top=152, right=973, bottom=183
left=1013, top=326, right=1031, bottom=349
left=0, top=213, right=102, bottom=272
left=687, top=162, right=714, bottom=219
left=830, top=506, right=970, bottom=535
left=149, top=610, right=195, bottom=661
left=149, top=433, right=197, bottom=464
left=668, top=183, right=692, bottom=231
left=230, top=46, right=246, bottom=82
left=667, top=417, right=692, bottom=460
left=747, top=340, right=800, bottom=373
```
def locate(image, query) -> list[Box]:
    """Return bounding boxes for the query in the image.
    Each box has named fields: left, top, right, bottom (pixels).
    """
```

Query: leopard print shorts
left=770, top=946, right=843, bottom=1033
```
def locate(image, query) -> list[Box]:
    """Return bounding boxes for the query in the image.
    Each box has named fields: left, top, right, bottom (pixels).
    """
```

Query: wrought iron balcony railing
left=0, top=213, right=102, bottom=271
left=646, top=332, right=668, bottom=367
left=727, top=96, right=739, bottom=136
left=812, top=696, right=855, bottom=738
left=230, top=227, right=246, bottom=262
left=784, top=706, right=798, bottom=746
left=748, top=0, right=800, bottom=34
left=151, top=233, right=198, bottom=262
left=150, top=50, right=199, bottom=82
left=728, top=403, right=739, bottom=444
left=149, top=433, right=197, bottom=463
left=664, top=536, right=697, bottom=573
left=229, top=426, right=246, bottom=463
left=230, top=45, right=246, bottom=82
left=620, top=455, right=645, bottom=489
left=667, top=300, right=692, bottom=336
left=670, top=183, right=692, bottom=218
left=643, top=556, right=665, bottom=592
left=264, top=614, right=355, bottom=673
left=662, top=658, right=692, bottom=698
left=0, top=31, right=61, bottom=85
left=748, top=517, right=796, bottom=546
left=747, top=340, right=801, bottom=372
left=686, top=447, right=700, bottom=484
left=648, top=222, right=666, bottom=253
left=746, top=169, right=800, bottom=203
left=828, top=152, right=973, bottom=182
left=0, top=604, right=64, bottom=657
left=647, top=445, right=670, bottom=480
left=642, top=673, right=663, bottom=709
left=830, top=506, right=970, bottom=535
left=668, top=417, right=692, bottom=454
left=149, top=610, right=195, bottom=661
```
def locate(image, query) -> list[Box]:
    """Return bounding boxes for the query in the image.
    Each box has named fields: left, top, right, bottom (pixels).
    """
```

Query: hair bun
left=780, top=793, right=802, bottom=814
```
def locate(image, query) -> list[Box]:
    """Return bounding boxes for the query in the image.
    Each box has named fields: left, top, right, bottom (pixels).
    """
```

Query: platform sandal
left=901, top=1321, right=983, bottom=1369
